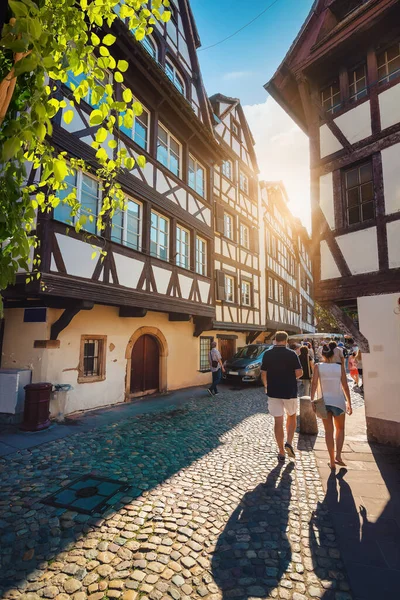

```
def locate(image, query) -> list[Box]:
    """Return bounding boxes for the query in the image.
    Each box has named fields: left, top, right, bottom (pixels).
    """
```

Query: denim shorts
left=325, top=405, right=345, bottom=417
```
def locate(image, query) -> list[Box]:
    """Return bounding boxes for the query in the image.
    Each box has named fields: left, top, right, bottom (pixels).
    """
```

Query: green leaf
left=161, top=10, right=171, bottom=22
left=89, top=109, right=104, bottom=126
left=96, top=147, right=108, bottom=162
left=108, top=140, right=117, bottom=149
left=135, top=28, right=146, bottom=41
left=122, top=88, right=132, bottom=103
left=91, top=251, right=97, bottom=260
left=63, top=110, right=74, bottom=124
left=99, top=45, right=110, bottom=57
left=2, top=138, right=21, bottom=161
left=95, top=127, right=108, bottom=143
left=124, top=157, right=135, bottom=170
left=53, top=160, right=68, bottom=183
left=9, top=1, right=28, bottom=17
left=91, top=32, right=101, bottom=46
left=137, top=155, right=146, bottom=169
left=14, top=54, right=39, bottom=76
left=80, top=0, right=88, bottom=9
left=36, top=122, right=46, bottom=141
left=132, top=101, right=143, bottom=116
left=27, top=18, right=42, bottom=40
left=103, top=34, right=116, bottom=46
left=114, top=71, right=124, bottom=83
left=117, top=60, right=129, bottom=73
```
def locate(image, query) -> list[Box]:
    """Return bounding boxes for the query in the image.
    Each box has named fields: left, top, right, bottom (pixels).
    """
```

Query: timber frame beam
left=327, top=303, right=370, bottom=353
left=50, top=301, right=94, bottom=340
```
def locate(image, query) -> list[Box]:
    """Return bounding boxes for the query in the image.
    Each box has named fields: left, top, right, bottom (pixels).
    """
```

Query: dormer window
left=141, top=35, right=158, bottom=61
left=349, top=64, right=367, bottom=102
left=321, top=79, right=341, bottom=114
left=232, top=120, right=240, bottom=138
left=165, top=60, right=185, bottom=96
left=377, top=41, right=400, bottom=85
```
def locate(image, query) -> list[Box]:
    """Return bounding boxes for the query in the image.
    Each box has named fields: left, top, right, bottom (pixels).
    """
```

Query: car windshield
left=234, top=345, right=266, bottom=360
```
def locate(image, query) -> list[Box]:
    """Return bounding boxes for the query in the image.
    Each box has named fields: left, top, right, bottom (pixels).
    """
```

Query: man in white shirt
left=208, top=341, right=225, bottom=396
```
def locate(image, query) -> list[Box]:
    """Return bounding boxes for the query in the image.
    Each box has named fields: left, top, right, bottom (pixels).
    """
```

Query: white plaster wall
left=358, top=293, right=400, bottom=424
left=56, top=234, right=97, bottom=279
left=319, top=172, right=335, bottom=229
left=387, top=220, right=400, bottom=269
left=336, top=227, right=379, bottom=275
left=334, top=101, right=372, bottom=144
left=114, top=253, right=145, bottom=289
left=381, top=143, right=400, bottom=215
left=2, top=309, right=50, bottom=381
left=320, top=124, right=343, bottom=158
left=320, top=240, right=341, bottom=280
left=379, top=83, right=400, bottom=130
left=49, top=307, right=212, bottom=413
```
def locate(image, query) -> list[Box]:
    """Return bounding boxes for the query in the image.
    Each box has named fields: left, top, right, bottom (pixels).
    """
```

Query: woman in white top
left=311, top=342, right=352, bottom=470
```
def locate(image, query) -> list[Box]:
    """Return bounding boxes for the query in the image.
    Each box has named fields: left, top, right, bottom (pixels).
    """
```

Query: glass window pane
left=54, top=172, right=77, bottom=224
left=387, top=44, right=400, bottom=62
left=157, top=141, right=168, bottom=167
left=359, top=163, right=372, bottom=184
left=169, top=153, right=179, bottom=176
left=158, top=126, right=168, bottom=144
left=362, top=202, right=375, bottom=221
left=347, top=187, right=360, bottom=208
left=346, top=168, right=359, bottom=189
left=348, top=206, right=360, bottom=225
left=134, top=119, right=147, bottom=150
left=111, top=209, right=123, bottom=244
left=361, top=182, right=374, bottom=203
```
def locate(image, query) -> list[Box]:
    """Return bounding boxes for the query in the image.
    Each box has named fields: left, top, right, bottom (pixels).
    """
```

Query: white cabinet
left=0, top=369, right=32, bottom=415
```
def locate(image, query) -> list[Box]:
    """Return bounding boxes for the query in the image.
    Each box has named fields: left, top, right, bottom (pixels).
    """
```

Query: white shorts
left=268, top=397, right=298, bottom=418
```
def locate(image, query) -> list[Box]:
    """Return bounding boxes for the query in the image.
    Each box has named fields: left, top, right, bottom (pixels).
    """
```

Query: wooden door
left=220, top=339, right=236, bottom=363
left=130, top=335, right=159, bottom=395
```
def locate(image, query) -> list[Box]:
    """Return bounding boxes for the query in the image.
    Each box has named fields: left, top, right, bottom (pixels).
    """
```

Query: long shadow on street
left=0, top=388, right=269, bottom=594
left=211, top=462, right=294, bottom=599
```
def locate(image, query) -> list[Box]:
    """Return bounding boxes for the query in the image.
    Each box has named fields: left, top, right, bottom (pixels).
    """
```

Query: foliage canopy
left=0, top=0, right=171, bottom=308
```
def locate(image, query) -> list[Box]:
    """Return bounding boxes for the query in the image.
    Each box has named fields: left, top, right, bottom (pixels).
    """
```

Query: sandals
left=335, top=458, right=347, bottom=466
left=278, top=454, right=285, bottom=462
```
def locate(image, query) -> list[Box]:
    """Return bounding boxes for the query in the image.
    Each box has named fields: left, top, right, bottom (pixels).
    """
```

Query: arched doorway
left=130, top=334, right=159, bottom=395
left=125, top=326, right=168, bottom=399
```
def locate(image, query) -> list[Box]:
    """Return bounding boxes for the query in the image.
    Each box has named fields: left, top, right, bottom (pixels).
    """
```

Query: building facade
left=266, top=0, right=400, bottom=444
left=261, top=182, right=315, bottom=338
left=1, top=1, right=223, bottom=414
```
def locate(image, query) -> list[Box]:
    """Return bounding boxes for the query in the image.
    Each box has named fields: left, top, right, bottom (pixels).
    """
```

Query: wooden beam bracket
left=327, top=303, right=370, bottom=353
left=246, top=331, right=262, bottom=345
left=168, top=313, right=191, bottom=322
left=50, top=301, right=94, bottom=340
left=193, top=317, right=213, bottom=338
left=119, top=307, right=147, bottom=318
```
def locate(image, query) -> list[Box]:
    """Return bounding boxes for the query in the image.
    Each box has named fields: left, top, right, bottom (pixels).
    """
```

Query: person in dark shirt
left=261, top=331, right=303, bottom=462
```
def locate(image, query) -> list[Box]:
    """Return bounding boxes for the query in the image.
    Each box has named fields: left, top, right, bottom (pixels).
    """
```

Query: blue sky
left=191, top=0, right=314, bottom=106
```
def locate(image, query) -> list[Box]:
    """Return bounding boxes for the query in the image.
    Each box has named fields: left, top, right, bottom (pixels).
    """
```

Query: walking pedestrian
left=348, top=352, right=359, bottom=386
left=298, top=345, right=314, bottom=397
left=310, top=342, right=352, bottom=470
left=261, top=331, right=303, bottom=462
left=356, top=349, right=363, bottom=392
left=208, top=341, right=225, bottom=397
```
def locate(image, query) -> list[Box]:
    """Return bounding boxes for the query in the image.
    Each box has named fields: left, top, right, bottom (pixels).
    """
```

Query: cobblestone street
left=0, top=385, right=367, bottom=600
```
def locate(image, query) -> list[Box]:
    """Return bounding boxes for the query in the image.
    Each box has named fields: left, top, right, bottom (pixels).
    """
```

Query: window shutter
left=251, top=226, right=259, bottom=254
left=216, top=270, right=226, bottom=301
left=216, top=204, right=225, bottom=234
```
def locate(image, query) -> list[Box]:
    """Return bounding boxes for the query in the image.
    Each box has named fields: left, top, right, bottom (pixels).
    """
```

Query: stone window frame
left=78, top=335, right=107, bottom=384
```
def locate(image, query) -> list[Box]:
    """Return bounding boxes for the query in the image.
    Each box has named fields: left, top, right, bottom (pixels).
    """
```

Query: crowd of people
left=207, top=332, right=360, bottom=471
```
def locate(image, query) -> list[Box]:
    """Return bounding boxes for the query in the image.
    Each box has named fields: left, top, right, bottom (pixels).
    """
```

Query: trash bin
left=20, top=382, right=52, bottom=431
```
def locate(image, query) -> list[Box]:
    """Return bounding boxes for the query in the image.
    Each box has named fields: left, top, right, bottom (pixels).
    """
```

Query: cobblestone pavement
left=0, top=385, right=357, bottom=600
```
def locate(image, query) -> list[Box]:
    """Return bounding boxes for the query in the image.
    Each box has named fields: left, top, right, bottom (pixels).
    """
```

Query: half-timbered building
left=205, top=94, right=262, bottom=363
left=261, top=181, right=315, bottom=338
left=1, top=1, right=223, bottom=413
left=266, top=0, right=400, bottom=444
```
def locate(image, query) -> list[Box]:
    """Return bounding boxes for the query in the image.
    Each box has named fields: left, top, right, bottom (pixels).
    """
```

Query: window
left=66, top=71, right=112, bottom=109
left=176, top=225, right=190, bottom=269
left=239, top=172, right=249, bottom=194
left=225, top=275, right=234, bottom=303
left=224, top=212, right=234, bottom=240
left=278, top=283, right=284, bottom=305
left=165, top=60, right=185, bottom=96
left=321, top=79, right=341, bottom=114
left=120, top=94, right=150, bottom=151
left=78, top=335, right=106, bottom=383
left=222, top=160, right=232, bottom=180
left=344, top=160, right=374, bottom=225
left=199, top=337, right=212, bottom=371
left=377, top=42, right=400, bottom=85
left=196, top=236, right=207, bottom=276
left=289, top=289, right=294, bottom=309
left=240, top=223, right=250, bottom=249
left=349, top=64, right=368, bottom=102
left=241, top=281, right=251, bottom=306
left=111, top=197, right=141, bottom=251
left=141, top=35, right=158, bottom=61
left=157, top=123, right=182, bottom=177
left=150, top=210, right=169, bottom=261
left=307, top=304, right=313, bottom=324
left=271, top=236, right=277, bottom=259
left=268, top=277, right=274, bottom=300
left=232, top=120, right=240, bottom=138
left=54, top=170, right=100, bottom=235
left=189, top=155, right=206, bottom=198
